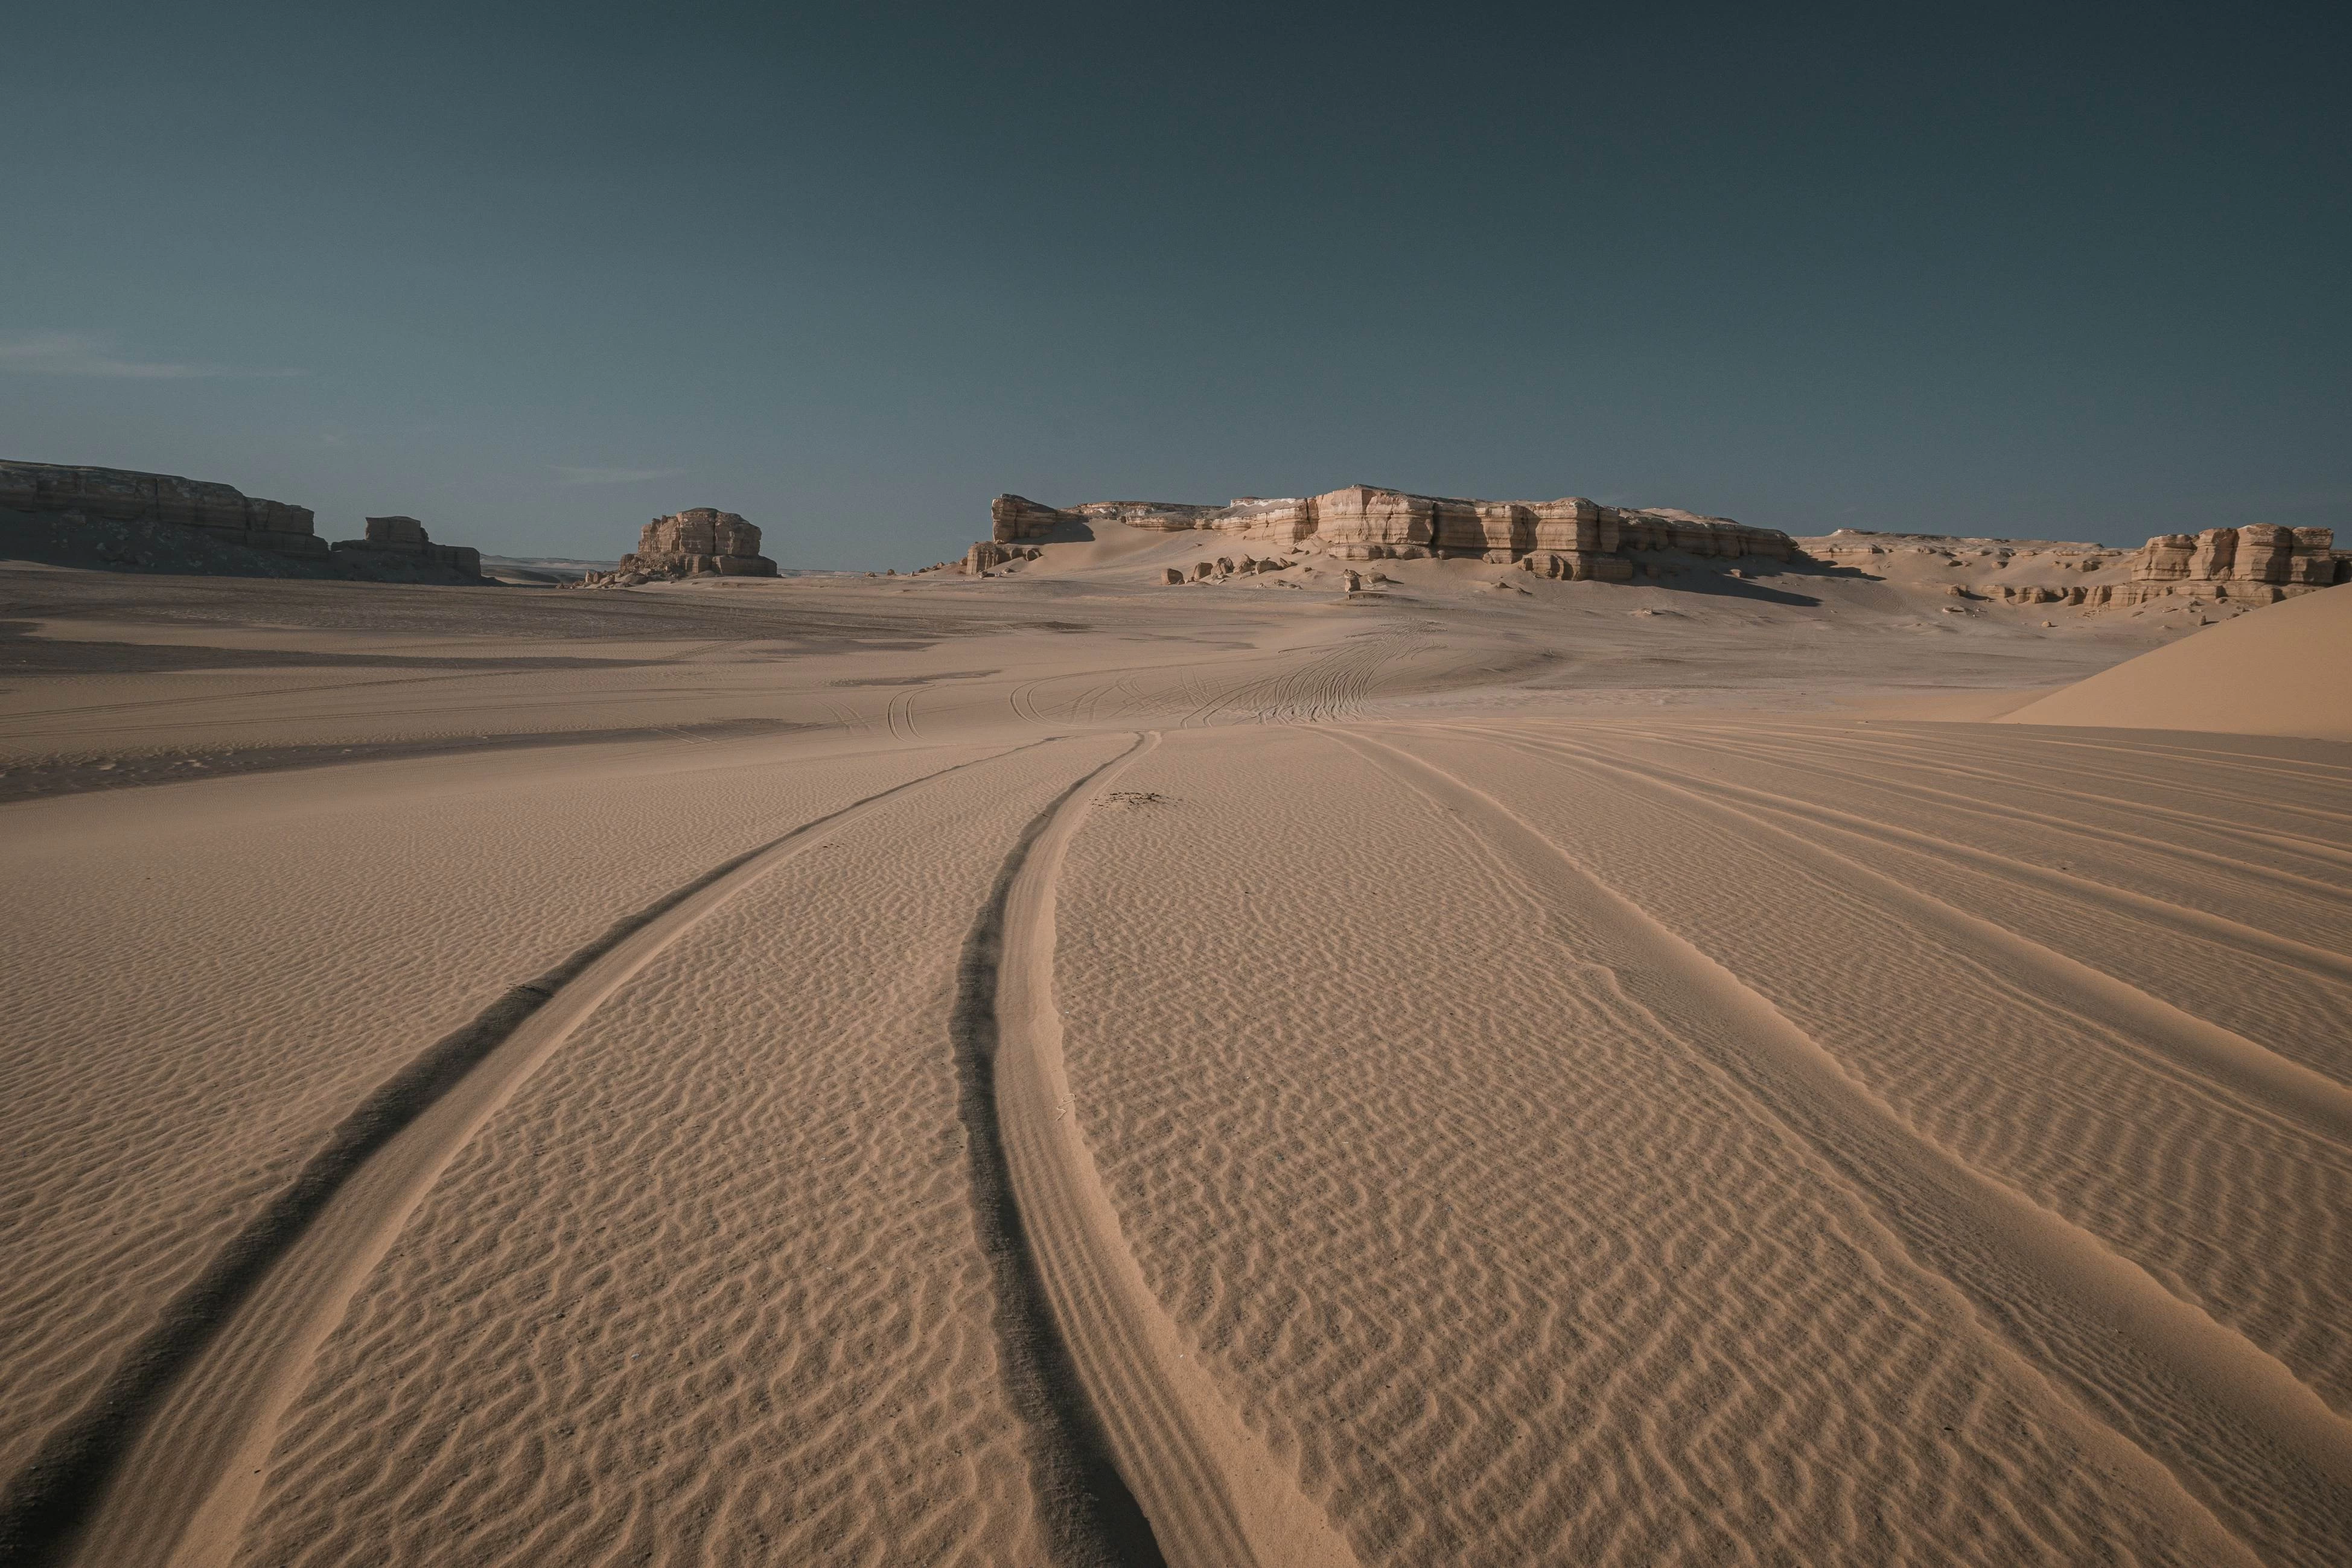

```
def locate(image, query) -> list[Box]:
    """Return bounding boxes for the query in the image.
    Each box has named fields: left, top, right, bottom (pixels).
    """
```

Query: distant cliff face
left=0, top=458, right=326, bottom=561
left=328, top=515, right=482, bottom=578
left=986, top=485, right=1795, bottom=578
left=1, top=460, right=499, bottom=581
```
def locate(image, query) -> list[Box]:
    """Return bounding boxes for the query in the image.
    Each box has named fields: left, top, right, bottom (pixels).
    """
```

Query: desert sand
left=2, top=526, right=2347, bottom=1567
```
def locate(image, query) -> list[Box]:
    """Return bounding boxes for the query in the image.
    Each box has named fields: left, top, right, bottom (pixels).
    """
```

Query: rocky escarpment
left=2104, top=525, right=2345, bottom=607
left=1800, top=525, right=2348, bottom=619
left=574, top=509, right=779, bottom=587
left=1965, top=526, right=2344, bottom=610
left=1, top=459, right=327, bottom=561
left=983, top=485, right=1793, bottom=579
left=330, top=516, right=482, bottom=579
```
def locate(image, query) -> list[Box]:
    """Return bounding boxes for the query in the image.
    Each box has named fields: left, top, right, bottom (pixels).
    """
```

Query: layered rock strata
left=2108, top=525, right=2345, bottom=606
left=329, top=515, right=482, bottom=578
left=577, top=508, right=779, bottom=585
left=988, top=485, right=1794, bottom=575
left=965, top=540, right=1042, bottom=574
left=0, top=458, right=326, bottom=559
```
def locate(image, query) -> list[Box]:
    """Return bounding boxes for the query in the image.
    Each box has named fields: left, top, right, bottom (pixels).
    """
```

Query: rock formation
left=986, top=484, right=1795, bottom=581
left=330, top=515, right=482, bottom=578
left=2104, top=525, right=2345, bottom=607
left=576, top=508, right=779, bottom=586
left=965, top=540, right=1042, bottom=575
left=990, top=494, right=1084, bottom=541
left=0, top=458, right=327, bottom=561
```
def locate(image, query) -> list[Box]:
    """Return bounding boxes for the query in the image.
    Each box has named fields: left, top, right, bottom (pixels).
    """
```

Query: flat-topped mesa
left=0, top=457, right=326, bottom=560
left=2107, top=524, right=2345, bottom=608
left=329, top=515, right=482, bottom=578
left=981, top=485, right=1795, bottom=578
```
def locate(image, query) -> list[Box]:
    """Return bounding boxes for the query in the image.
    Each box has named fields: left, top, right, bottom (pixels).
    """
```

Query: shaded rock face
left=992, top=494, right=1083, bottom=541
left=368, top=515, right=428, bottom=550
left=2112, top=524, right=2345, bottom=607
left=328, top=515, right=482, bottom=579
left=989, top=484, right=1794, bottom=579
left=0, top=458, right=325, bottom=559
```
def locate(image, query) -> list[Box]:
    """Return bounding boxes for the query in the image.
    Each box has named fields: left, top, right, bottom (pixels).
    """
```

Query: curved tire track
left=1560, top=732, right=2352, bottom=987
left=1331, top=727, right=2352, bottom=1567
left=954, top=733, right=1360, bottom=1568
left=0, top=741, right=1050, bottom=1568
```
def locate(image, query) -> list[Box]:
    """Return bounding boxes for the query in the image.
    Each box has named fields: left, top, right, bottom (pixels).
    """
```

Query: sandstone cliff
left=2106, top=524, right=2345, bottom=607
left=575, top=508, right=779, bottom=587
left=983, top=484, right=1794, bottom=578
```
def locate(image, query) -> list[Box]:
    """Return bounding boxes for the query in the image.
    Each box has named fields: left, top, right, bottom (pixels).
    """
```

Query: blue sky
left=5, top=2, right=2345, bottom=566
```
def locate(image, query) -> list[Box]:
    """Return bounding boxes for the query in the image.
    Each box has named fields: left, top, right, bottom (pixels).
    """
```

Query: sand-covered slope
left=2006, top=582, right=2352, bottom=740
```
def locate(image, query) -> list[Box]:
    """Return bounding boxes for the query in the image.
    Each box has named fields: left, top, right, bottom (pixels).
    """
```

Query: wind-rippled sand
left=3, top=551, right=2347, bottom=1566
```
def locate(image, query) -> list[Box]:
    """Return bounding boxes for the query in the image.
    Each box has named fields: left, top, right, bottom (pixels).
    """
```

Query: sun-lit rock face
left=981, top=484, right=1797, bottom=576
left=634, top=508, right=777, bottom=576
left=633, top=508, right=771, bottom=572
left=570, top=508, right=780, bottom=587
left=2109, top=524, right=2345, bottom=607
left=0, top=457, right=326, bottom=559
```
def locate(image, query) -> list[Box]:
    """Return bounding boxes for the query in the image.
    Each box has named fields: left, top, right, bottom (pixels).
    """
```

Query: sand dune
left=2, top=541, right=2347, bottom=1566
left=2007, top=582, right=2352, bottom=740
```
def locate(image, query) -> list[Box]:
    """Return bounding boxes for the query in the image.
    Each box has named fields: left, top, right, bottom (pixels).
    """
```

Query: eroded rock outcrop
left=984, top=485, right=1794, bottom=582
left=0, top=458, right=326, bottom=560
left=576, top=508, right=779, bottom=586
left=965, top=540, right=1042, bottom=575
left=2106, top=525, right=2345, bottom=608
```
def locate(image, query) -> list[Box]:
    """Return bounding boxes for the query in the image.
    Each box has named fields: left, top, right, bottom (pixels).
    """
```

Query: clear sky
left=6, top=1, right=2345, bottom=567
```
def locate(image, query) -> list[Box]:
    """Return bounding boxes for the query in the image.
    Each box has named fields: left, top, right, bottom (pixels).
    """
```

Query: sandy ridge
left=979, top=731, right=1362, bottom=1568
left=2, top=739, right=1054, bottom=1568
left=1332, top=728, right=2352, bottom=1564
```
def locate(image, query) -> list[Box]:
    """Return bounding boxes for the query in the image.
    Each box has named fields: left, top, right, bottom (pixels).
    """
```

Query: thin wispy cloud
left=0, top=332, right=305, bottom=380
left=553, top=465, right=687, bottom=486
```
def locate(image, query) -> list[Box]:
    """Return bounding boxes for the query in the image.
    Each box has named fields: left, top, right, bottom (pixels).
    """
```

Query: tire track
left=1331, top=729, right=2351, bottom=1565
left=0, top=741, right=1052, bottom=1568
left=1744, top=723, right=2352, bottom=838
left=1516, top=729, right=2352, bottom=989
left=1740, top=725, right=2352, bottom=870
left=1449, top=723, right=2352, bottom=1147
left=1176, top=634, right=1404, bottom=730
left=954, top=734, right=1359, bottom=1568
left=1983, top=729, right=2352, bottom=788
left=887, top=684, right=923, bottom=741
left=1626, top=726, right=2352, bottom=902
